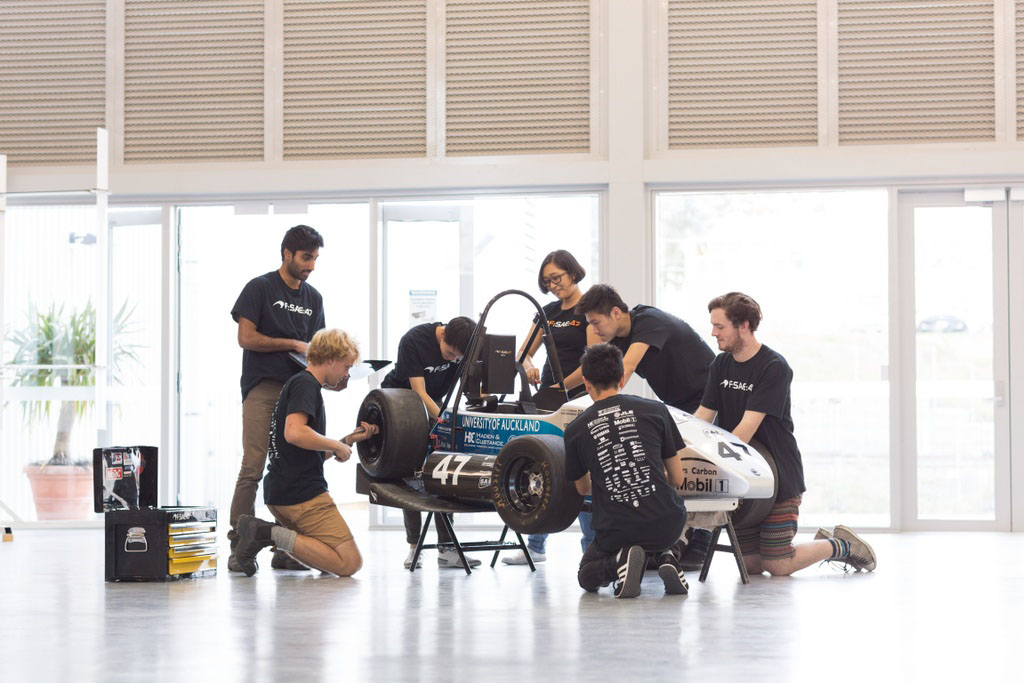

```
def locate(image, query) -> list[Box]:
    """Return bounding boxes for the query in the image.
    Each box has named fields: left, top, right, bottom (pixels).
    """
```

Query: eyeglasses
left=541, top=272, right=568, bottom=288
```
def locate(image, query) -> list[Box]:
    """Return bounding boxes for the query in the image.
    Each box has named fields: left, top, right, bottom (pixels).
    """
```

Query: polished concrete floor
left=1, top=508, right=1020, bottom=682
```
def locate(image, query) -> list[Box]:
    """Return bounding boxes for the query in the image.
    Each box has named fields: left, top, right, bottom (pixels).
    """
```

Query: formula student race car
left=354, top=290, right=778, bottom=536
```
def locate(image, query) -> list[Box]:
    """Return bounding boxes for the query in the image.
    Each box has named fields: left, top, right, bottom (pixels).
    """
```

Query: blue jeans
left=526, top=509, right=595, bottom=554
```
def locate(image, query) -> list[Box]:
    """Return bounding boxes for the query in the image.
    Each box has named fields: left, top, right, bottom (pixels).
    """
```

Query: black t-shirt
left=534, top=300, right=588, bottom=386
left=263, top=370, right=328, bottom=506
left=699, top=345, right=806, bottom=502
left=564, top=393, right=687, bottom=553
left=231, top=270, right=325, bottom=400
left=380, top=322, right=460, bottom=401
left=612, top=305, right=715, bottom=413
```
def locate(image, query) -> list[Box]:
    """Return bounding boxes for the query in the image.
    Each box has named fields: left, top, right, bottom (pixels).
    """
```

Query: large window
left=178, top=203, right=371, bottom=515
left=656, top=190, right=890, bottom=528
left=1, top=203, right=162, bottom=522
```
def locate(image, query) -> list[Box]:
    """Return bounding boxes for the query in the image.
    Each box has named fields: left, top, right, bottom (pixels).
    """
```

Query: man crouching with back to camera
left=566, top=343, right=689, bottom=598
left=234, top=328, right=377, bottom=577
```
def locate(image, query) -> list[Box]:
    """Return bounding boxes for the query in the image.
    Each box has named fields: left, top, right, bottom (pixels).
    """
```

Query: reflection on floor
left=0, top=507, right=1019, bottom=682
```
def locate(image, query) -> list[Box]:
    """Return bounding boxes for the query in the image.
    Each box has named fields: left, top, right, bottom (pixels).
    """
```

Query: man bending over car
left=566, top=343, right=689, bottom=599
left=380, top=316, right=478, bottom=570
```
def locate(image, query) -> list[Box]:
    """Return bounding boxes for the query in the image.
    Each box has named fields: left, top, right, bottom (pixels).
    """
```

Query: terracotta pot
left=23, top=465, right=94, bottom=521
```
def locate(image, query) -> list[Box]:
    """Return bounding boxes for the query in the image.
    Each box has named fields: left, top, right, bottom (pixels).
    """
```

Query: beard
left=721, top=336, right=745, bottom=355
left=286, top=260, right=309, bottom=281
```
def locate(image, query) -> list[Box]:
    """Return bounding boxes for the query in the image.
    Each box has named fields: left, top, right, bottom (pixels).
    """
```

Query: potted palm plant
left=6, top=301, right=138, bottom=520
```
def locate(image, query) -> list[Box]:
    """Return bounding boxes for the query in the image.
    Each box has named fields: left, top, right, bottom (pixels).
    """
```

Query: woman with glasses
left=503, top=249, right=599, bottom=565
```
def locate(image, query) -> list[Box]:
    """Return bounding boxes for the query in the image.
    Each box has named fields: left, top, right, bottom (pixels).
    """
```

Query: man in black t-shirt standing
left=380, top=317, right=478, bottom=569
left=694, top=292, right=876, bottom=575
left=233, top=328, right=377, bottom=577
left=575, top=284, right=714, bottom=413
left=227, top=225, right=326, bottom=572
left=565, top=343, right=689, bottom=599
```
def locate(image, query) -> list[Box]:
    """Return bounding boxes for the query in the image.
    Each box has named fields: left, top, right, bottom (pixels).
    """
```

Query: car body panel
left=430, top=395, right=774, bottom=501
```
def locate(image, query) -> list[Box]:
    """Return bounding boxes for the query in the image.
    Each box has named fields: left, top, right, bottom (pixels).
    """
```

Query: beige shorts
left=268, top=491, right=353, bottom=549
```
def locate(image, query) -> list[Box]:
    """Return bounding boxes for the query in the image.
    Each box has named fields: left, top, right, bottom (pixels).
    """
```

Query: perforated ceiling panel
left=445, top=0, right=591, bottom=156
left=283, top=1, right=427, bottom=159
left=667, top=0, right=818, bottom=148
left=0, top=1, right=106, bottom=165
left=124, top=0, right=264, bottom=162
left=838, top=0, right=995, bottom=144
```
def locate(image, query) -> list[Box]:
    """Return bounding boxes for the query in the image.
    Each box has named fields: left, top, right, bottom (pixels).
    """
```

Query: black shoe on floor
left=235, top=514, right=275, bottom=577
left=271, top=549, right=309, bottom=570
left=614, top=545, right=645, bottom=599
left=657, top=551, right=689, bottom=595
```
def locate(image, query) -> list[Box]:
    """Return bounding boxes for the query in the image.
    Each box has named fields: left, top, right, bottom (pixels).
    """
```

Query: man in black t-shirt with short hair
left=575, top=284, right=714, bottom=413
left=380, top=317, right=475, bottom=419
left=695, top=292, right=876, bottom=575
left=227, top=225, right=326, bottom=572
left=233, top=328, right=377, bottom=577
left=380, top=316, right=479, bottom=570
left=565, top=343, right=689, bottom=599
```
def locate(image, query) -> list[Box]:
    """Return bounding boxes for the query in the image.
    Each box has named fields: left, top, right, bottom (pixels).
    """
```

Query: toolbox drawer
left=105, top=506, right=218, bottom=582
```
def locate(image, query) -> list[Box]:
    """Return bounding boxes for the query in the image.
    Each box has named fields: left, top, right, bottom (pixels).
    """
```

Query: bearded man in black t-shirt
left=380, top=316, right=480, bottom=570
left=575, top=284, right=714, bottom=413
left=233, top=328, right=377, bottom=577
left=694, top=292, right=876, bottom=575
left=566, top=343, right=690, bottom=599
left=227, top=225, right=326, bottom=573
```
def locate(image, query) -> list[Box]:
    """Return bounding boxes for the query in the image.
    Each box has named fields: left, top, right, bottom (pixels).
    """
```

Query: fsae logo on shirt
left=721, top=379, right=754, bottom=392
left=273, top=300, right=313, bottom=316
left=549, top=319, right=582, bottom=328
left=424, top=363, right=453, bottom=374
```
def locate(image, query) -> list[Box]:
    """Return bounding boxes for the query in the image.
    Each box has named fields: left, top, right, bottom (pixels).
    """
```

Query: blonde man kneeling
left=235, top=328, right=377, bottom=577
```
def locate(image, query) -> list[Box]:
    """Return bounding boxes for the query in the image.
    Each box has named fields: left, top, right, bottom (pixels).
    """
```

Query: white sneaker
left=437, top=547, right=481, bottom=569
left=501, top=550, right=545, bottom=565
left=403, top=548, right=422, bottom=569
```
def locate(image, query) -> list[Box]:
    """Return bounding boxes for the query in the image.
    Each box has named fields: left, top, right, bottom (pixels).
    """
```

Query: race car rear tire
left=491, top=434, right=583, bottom=535
left=356, top=389, right=430, bottom=479
left=730, top=439, right=779, bottom=530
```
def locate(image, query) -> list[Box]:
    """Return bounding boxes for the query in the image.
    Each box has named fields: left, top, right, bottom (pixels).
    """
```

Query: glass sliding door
left=898, top=193, right=1010, bottom=528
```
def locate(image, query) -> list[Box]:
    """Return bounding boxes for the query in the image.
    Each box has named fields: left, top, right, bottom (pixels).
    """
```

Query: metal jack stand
left=697, top=513, right=751, bottom=585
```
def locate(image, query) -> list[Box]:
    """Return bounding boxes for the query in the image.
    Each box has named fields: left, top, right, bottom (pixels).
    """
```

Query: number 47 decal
left=718, top=442, right=748, bottom=461
left=432, top=454, right=473, bottom=485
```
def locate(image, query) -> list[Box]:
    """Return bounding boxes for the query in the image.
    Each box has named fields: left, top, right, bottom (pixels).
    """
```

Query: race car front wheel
left=729, top=438, right=779, bottom=530
left=491, top=434, right=583, bottom=534
left=356, top=389, right=430, bottom=479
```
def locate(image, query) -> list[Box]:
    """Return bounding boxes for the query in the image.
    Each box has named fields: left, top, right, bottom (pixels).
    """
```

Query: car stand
left=697, top=513, right=750, bottom=585
left=359, top=470, right=534, bottom=575
left=410, top=511, right=534, bottom=575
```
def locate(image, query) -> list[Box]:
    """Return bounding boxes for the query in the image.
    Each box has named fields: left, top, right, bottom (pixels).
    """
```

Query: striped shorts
left=736, top=496, right=801, bottom=560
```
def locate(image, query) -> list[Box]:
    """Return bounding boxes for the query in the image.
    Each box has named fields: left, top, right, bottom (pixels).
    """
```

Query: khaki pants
left=228, top=379, right=284, bottom=541
left=269, top=491, right=354, bottom=548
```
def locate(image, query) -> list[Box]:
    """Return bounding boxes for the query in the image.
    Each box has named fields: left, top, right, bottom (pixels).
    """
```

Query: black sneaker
left=613, top=545, right=645, bottom=599
left=235, top=514, right=275, bottom=577
left=271, top=549, right=309, bottom=570
left=657, top=551, right=689, bottom=595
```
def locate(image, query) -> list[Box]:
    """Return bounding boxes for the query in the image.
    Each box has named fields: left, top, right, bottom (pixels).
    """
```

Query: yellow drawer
left=168, top=532, right=217, bottom=547
left=168, top=522, right=216, bottom=536
left=168, top=544, right=218, bottom=559
left=168, top=555, right=217, bottom=576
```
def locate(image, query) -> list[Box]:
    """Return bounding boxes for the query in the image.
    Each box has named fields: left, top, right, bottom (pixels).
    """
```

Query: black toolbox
left=95, top=446, right=218, bottom=582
